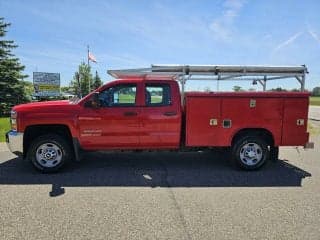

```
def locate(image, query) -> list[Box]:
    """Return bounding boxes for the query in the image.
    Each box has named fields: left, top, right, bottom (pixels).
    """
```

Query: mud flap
left=72, top=138, right=81, bottom=161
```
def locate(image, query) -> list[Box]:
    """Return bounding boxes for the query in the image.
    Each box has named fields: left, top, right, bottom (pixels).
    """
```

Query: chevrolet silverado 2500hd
left=6, top=65, right=313, bottom=172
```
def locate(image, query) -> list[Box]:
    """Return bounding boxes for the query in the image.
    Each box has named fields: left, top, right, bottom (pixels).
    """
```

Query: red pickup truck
left=6, top=66, right=313, bottom=173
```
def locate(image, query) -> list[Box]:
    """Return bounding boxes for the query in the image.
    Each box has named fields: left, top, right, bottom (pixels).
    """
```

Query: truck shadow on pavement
left=0, top=150, right=311, bottom=197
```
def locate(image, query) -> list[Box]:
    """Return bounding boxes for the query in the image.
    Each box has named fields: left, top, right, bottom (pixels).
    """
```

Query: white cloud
left=271, top=26, right=320, bottom=56
left=209, top=0, right=246, bottom=41
left=308, top=29, right=320, bottom=45
left=272, top=31, right=303, bottom=55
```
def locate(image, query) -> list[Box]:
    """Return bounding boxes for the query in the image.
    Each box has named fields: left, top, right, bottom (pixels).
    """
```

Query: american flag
left=88, top=52, right=97, bottom=63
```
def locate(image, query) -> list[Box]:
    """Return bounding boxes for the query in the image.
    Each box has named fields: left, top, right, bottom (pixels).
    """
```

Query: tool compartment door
left=282, top=98, right=309, bottom=146
left=186, top=96, right=222, bottom=146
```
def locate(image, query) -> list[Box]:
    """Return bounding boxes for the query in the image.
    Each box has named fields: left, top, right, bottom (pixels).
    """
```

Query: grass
left=310, top=96, right=320, bottom=106
left=308, top=121, right=320, bottom=136
left=118, top=94, right=135, bottom=103
left=0, top=117, right=10, bottom=142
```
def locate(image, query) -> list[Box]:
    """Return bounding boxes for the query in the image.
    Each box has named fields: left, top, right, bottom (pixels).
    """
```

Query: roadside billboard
left=33, top=72, right=60, bottom=97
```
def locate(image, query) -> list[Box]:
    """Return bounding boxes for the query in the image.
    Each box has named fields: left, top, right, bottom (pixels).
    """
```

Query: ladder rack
left=107, top=64, right=308, bottom=96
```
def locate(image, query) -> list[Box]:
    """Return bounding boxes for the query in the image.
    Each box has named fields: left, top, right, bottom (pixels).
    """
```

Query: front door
left=78, top=84, right=141, bottom=150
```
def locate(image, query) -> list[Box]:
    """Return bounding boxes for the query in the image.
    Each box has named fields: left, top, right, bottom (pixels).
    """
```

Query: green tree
left=60, top=86, right=73, bottom=93
left=269, top=87, right=287, bottom=92
left=232, top=85, right=243, bottom=92
left=290, top=88, right=300, bottom=92
left=70, top=62, right=93, bottom=97
left=92, top=70, right=103, bottom=90
left=22, top=81, right=34, bottom=101
left=312, top=87, right=320, bottom=96
left=0, top=17, right=29, bottom=116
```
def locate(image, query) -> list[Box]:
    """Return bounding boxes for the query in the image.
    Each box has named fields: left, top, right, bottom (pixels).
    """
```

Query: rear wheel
left=232, top=135, right=269, bottom=170
left=27, top=134, right=72, bottom=173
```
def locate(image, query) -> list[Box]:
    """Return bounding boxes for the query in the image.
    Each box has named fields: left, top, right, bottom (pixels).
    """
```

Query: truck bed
left=185, top=92, right=310, bottom=147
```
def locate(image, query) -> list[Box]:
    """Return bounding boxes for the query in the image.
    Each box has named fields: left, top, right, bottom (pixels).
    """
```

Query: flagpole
left=87, top=45, right=90, bottom=67
left=87, top=45, right=90, bottom=93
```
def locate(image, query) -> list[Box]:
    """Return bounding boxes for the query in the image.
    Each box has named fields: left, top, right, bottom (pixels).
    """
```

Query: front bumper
left=6, top=130, right=23, bottom=156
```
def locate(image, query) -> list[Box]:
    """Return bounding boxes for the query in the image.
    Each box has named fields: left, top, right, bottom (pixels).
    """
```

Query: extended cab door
left=140, top=81, right=181, bottom=149
left=78, top=83, right=142, bottom=150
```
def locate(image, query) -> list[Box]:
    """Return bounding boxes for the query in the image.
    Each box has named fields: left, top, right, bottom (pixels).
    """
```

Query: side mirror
left=84, top=92, right=100, bottom=108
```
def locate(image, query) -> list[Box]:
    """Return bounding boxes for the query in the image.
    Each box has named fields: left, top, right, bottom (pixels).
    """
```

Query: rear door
left=140, top=82, right=181, bottom=148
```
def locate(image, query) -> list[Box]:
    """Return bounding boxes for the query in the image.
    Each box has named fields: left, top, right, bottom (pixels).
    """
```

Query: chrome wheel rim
left=239, top=142, right=263, bottom=166
left=35, top=143, right=62, bottom=168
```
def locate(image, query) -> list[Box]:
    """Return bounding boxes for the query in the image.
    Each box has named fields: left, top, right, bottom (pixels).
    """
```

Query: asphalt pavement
left=0, top=121, right=319, bottom=240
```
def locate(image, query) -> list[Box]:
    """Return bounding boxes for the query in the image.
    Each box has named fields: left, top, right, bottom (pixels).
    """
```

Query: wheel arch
left=231, top=128, right=275, bottom=147
left=23, top=124, right=74, bottom=158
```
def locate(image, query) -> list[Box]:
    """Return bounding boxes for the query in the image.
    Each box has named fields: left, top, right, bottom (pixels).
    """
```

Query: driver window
left=99, top=84, right=137, bottom=107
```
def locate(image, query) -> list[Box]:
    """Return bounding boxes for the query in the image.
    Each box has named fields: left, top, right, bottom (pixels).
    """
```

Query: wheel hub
left=239, top=143, right=263, bottom=166
left=245, top=147, right=257, bottom=158
left=42, top=149, right=57, bottom=160
left=36, top=143, right=62, bottom=168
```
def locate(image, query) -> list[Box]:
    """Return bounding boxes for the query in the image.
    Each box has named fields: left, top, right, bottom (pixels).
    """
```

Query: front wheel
left=27, top=134, right=72, bottom=173
left=232, top=136, right=269, bottom=170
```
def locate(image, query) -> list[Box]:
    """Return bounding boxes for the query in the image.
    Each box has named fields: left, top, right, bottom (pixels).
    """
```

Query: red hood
left=13, top=100, right=78, bottom=112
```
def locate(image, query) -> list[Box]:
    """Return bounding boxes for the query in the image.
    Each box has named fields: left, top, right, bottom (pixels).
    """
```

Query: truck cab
left=78, top=78, right=182, bottom=150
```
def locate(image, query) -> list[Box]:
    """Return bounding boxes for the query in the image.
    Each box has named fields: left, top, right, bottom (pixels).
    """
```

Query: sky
left=1, top=0, right=320, bottom=91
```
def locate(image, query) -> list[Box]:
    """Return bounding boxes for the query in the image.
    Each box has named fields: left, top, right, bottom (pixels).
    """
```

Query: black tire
left=27, top=134, right=72, bottom=173
left=232, top=135, right=269, bottom=170
left=269, top=146, right=279, bottom=162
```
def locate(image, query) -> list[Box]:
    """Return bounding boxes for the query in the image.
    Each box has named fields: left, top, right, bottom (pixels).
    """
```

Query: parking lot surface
left=0, top=121, right=319, bottom=240
left=309, top=106, right=320, bottom=121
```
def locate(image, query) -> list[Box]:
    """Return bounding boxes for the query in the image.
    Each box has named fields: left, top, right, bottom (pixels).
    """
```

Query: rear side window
left=145, top=84, right=171, bottom=106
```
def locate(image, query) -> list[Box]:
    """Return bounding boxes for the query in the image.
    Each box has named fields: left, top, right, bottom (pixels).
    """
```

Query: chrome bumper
left=6, top=130, right=23, bottom=156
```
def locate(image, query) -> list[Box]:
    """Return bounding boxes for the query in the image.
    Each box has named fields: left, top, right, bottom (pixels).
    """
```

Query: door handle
left=163, top=111, right=177, bottom=116
left=124, top=111, right=138, bottom=116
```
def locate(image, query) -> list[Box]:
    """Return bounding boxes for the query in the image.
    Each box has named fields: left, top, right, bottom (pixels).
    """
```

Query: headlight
left=10, top=110, right=17, bottom=130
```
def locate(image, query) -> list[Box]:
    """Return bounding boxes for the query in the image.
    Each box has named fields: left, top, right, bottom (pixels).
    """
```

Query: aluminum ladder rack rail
left=107, top=64, right=308, bottom=94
